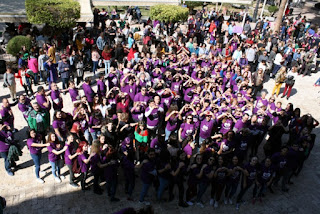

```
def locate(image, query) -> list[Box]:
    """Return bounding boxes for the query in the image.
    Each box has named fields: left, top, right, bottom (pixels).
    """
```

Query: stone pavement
left=1, top=4, right=320, bottom=214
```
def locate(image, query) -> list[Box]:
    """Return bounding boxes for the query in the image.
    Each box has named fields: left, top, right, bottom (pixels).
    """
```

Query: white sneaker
left=59, top=175, right=65, bottom=180
left=224, top=198, right=228, bottom=205
left=36, top=178, right=44, bottom=184
left=214, top=201, right=219, bottom=208
left=186, top=201, right=193, bottom=206
left=210, top=198, right=214, bottom=206
left=229, top=198, right=233, bottom=205
left=55, top=177, right=61, bottom=183
left=196, top=202, right=204, bottom=208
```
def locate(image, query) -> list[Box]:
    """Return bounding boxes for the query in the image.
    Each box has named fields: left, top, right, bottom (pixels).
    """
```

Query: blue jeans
left=90, top=130, right=100, bottom=144
left=272, top=64, right=282, bottom=75
left=165, top=128, right=172, bottom=141
left=84, top=129, right=90, bottom=144
left=196, top=182, right=209, bottom=202
left=92, top=61, right=99, bottom=74
left=62, top=78, right=69, bottom=90
left=199, top=137, right=206, bottom=145
left=31, top=153, right=42, bottom=178
left=315, top=77, right=320, bottom=85
left=49, top=160, right=61, bottom=178
left=157, top=177, right=169, bottom=200
left=104, top=60, right=111, bottom=76
left=0, top=151, right=11, bottom=172
left=140, top=182, right=151, bottom=202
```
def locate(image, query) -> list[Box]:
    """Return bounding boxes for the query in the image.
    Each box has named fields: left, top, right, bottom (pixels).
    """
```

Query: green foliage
left=150, top=5, right=188, bottom=23
left=25, top=0, right=80, bottom=28
left=6, top=36, right=32, bottom=56
left=268, top=5, right=279, bottom=14
left=185, top=2, right=204, bottom=9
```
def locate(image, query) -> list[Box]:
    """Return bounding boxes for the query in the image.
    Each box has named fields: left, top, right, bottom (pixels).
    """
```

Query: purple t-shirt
left=233, top=119, right=247, bottom=133
left=51, top=90, right=63, bottom=110
left=36, top=94, right=51, bottom=111
left=122, top=84, right=137, bottom=101
left=145, top=107, right=160, bottom=127
left=18, top=99, right=31, bottom=119
left=97, top=80, right=106, bottom=96
left=47, top=142, right=61, bottom=162
left=220, top=118, right=233, bottom=134
left=90, top=153, right=101, bottom=174
left=134, top=92, right=150, bottom=105
left=82, top=83, right=94, bottom=102
left=0, top=130, right=12, bottom=152
left=199, top=119, right=215, bottom=139
left=27, top=137, right=42, bottom=155
left=166, top=114, right=179, bottom=132
left=64, top=143, right=74, bottom=165
left=181, top=122, right=195, bottom=140
left=52, top=119, right=67, bottom=136
left=183, top=144, right=193, bottom=156
left=69, top=88, right=79, bottom=102
left=78, top=153, right=89, bottom=173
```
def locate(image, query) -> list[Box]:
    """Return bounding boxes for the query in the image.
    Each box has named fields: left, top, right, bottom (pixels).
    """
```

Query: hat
left=61, top=54, right=67, bottom=59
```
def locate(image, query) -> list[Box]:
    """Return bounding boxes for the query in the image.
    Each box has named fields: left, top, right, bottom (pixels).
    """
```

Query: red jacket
left=102, top=50, right=112, bottom=60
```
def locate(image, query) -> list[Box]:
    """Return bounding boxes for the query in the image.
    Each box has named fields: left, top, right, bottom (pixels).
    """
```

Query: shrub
left=6, top=36, right=32, bottom=56
left=25, top=0, right=80, bottom=28
left=268, top=5, right=279, bottom=14
left=150, top=5, right=189, bottom=23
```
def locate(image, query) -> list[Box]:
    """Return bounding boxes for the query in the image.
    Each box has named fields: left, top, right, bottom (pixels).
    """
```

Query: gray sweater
left=4, top=72, right=15, bottom=86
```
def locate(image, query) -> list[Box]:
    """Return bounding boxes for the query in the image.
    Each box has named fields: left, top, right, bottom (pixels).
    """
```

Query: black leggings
left=80, top=171, right=88, bottom=189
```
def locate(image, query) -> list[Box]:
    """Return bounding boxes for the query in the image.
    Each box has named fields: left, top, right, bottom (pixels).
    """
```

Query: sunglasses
left=187, top=117, right=193, bottom=120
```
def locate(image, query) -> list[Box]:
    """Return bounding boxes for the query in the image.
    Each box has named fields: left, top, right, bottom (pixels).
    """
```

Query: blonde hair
left=91, top=140, right=101, bottom=154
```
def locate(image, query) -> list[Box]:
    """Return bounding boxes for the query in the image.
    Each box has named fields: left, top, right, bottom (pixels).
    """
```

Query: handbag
left=285, top=75, right=295, bottom=86
left=98, top=59, right=102, bottom=67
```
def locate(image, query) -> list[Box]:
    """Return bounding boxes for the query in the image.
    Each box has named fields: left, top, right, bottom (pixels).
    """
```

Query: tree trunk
left=253, top=0, right=261, bottom=22
left=274, top=0, right=288, bottom=33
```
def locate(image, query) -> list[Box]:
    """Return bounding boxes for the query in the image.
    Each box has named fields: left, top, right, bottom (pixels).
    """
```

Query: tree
left=6, top=36, right=31, bottom=56
left=150, top=5, right=189, bottom=23
left=268, top=5, right=279, bottom=17
left=25, top=0, right=80, bottom=28
left=274, top=0, right=288, bottom=33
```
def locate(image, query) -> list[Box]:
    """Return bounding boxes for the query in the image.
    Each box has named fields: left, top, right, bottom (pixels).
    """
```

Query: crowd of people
left=0, top=4, right=319, bottom=212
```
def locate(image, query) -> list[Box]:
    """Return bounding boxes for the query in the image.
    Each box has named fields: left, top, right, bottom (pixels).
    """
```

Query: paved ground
left=1, top=2, right=320, bottom=214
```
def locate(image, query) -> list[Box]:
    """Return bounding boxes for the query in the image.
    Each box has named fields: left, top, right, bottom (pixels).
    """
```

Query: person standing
left=0, top=121, right=15, bottom=176
left=28, top=52, right=39, bottom=85
left=102, top=45, right=113, bottom=77
left=282, top=66, right=298, bottom=99
left=91, top=47, right=100, bottom=75
left=271, top=66, right=286, bottom=97
left=27, top=129, right=49, bottom=183
left=58, top=54, right=70, bottom=90
left=27, top=102, right=50, bottom=143
left=47, top=43, right=56, bottom=63
left=3, top=66, right=16, bottom=101
left=251, top=68, right=265, bottom=98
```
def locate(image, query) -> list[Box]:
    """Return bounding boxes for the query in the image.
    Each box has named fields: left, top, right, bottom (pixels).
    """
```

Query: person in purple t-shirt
left=97, top=74, right=106, bottom=97
left=139, top=148, right=157, bottom=205
left=64, top=134, right=79, bottom=188
left=17, top=95, right=32, bottom=122
left=179, top=114, right=197, bottom=142
left=36, top=86, right=51, bottom=111
left=77, top=141, right=95, bottom=191
left=52, top=111, right=68, bottom=142
left=46, top=133, right=67, bottom=183
left=165, top=105, right=182, bottom=141
left=68, top=81, right=80, bottom=103
left=0, top=99, right=14, bottom=130
left=27, top=129, right=49, bottom=183
left=82, top=77, right=95, bottom=106
left=134, top=86, right=150, bottom=106
left=199, top=111, right=216, bottom=145
left=50, top=83, right=63, bottom=110
left=233, top=113, right=249, bottom=133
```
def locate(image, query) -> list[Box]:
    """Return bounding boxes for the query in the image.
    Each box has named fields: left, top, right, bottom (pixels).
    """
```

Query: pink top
left=28, top=57, right=39, bottom=73
left=92, top=51, right=100, bottom=62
